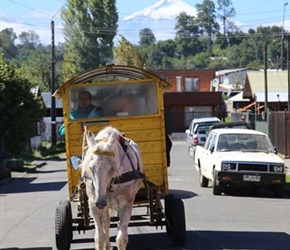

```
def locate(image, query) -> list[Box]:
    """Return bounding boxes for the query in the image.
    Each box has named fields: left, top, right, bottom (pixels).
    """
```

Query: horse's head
left=82, top=127, right=121, bottom=209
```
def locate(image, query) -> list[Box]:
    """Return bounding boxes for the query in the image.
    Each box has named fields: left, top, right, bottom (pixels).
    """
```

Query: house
left=242, top=70, right=290, bottom=112
left=149, top=69, right=216, bottom=92
left=40, top=92, right=64, bottom=142
left=149, top=69, right=225, bottom=132
left=214, top=68, right=249, bottom=95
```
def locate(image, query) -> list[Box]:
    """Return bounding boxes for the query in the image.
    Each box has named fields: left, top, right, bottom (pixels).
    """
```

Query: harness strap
left=111, top=170, right=145, bottom=185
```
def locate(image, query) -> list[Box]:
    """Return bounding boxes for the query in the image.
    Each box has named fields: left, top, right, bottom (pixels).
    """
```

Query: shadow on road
left=168, top=189, right=197, bottom=199
left=0, top=177, right=67, bottom=194
left=127, top=230, right=290, bottom=250
left=0, top=248, right=52, bottom=250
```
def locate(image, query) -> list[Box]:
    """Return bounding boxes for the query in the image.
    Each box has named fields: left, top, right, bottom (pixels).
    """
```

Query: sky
left=1, top=0, right=290, bottom=45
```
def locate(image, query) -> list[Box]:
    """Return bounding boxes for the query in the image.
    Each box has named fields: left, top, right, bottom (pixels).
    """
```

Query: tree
left=139, top=28, right=156, bottom=45
left=18, top=30, right=41, bottom=48
left=175, top=12, right=202, bottom=57
left=216, top=0, right=236, bottom=48
left=0, top=28, right=18, bottom=60
left=17, top=46, right=52, bottom=91
left=195, top=0, right=220, bottom=54
left=114, top=35, right=144, bottom=67
left=141, top=40, right=177, bottom=69
left=61, top=0, right=118, bottom=80
left=0, top=54, right=44, bottom=154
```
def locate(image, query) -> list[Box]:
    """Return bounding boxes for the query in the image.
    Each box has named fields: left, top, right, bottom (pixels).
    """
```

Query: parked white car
left=185, top=117, right=221, bottom=158
left=194, top=128, right=286, bottom=197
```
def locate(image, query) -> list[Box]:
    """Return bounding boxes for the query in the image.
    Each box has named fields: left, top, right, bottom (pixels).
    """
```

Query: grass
left=7, top=141, right=66, bottom=167
left=285, top=175, right=290, bottom=190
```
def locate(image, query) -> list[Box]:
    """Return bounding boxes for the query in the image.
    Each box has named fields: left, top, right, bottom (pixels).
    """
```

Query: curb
left=0, top=161, right=47, bottom=188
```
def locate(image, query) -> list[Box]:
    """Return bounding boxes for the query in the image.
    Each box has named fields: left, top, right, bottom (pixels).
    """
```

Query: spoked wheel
left=171, top=198, right=186, bottom=246
left=55, top=199, right=73, bottom=250
left=164, top=193, right=175, bottom=237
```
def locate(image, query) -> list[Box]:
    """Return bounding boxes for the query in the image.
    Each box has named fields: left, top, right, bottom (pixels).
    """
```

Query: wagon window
left=68, top=81, right=158, bottom=120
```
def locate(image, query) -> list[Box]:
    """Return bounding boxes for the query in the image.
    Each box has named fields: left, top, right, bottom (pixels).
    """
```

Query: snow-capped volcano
left=118, top=0, right=197, bottom=44
left=123, top=0, right=197, bottom=21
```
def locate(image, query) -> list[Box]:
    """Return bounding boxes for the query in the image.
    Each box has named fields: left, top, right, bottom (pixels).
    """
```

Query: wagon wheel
left=171, top=198, right=186, bottom=246
left=164, top=193, right=175, bottom=237
left=55, top=199, right=73, bottom=250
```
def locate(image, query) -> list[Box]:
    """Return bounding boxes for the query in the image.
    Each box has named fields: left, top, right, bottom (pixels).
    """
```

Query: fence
left=242, top=111, right=290, bottom=158
left=166, top=110, right=290, bottom=158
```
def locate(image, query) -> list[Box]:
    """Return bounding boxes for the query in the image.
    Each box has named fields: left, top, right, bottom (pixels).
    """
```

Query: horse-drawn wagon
left=53, top=65, right=186, bottom=249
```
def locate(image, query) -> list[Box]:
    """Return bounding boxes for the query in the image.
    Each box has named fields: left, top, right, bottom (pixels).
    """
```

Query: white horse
left=81, top=126, right=145, bottom=250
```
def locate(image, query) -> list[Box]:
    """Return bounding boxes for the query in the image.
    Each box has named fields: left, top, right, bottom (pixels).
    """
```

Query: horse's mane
left=95, top=126, right=122, bottom=142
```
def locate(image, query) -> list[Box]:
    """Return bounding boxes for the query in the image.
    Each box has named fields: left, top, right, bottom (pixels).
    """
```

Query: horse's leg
left=103, top=208, right=112, bottom=250
left=90, top=207, right=107, bottom=250
left=116, top=202, right=133, bottom=250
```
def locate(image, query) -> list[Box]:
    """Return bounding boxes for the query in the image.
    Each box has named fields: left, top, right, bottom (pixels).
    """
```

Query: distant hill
left=117, top=0, right=197, bottom=44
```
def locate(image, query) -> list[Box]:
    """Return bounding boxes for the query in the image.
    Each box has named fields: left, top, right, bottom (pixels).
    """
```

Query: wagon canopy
left=54, top=65, right=171, bottom=98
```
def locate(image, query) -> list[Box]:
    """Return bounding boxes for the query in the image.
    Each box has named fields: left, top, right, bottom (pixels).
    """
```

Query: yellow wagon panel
left=54, top=65, right=171, bottom=200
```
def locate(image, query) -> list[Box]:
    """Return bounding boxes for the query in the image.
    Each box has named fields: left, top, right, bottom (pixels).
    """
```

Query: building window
left=176, top=76, right=181, bottom=92
left=185, top=77, right=199, bottom=92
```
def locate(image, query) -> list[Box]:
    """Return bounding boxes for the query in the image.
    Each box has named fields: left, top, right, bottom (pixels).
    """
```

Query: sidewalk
left=0, top=155, right=65, bottom=187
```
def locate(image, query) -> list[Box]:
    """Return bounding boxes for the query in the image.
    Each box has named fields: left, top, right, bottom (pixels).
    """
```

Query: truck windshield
left=217, top=133, right=273, bottom=152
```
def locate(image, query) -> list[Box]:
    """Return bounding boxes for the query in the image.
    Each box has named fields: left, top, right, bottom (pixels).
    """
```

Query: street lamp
left=281, top=2, right=288, bottom=70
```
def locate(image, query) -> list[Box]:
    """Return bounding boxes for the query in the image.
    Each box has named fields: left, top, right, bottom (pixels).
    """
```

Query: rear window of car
left=194, top=124, right=212, bottom=134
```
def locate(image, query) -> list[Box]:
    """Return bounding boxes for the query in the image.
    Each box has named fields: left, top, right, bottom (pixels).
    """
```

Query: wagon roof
left=53, top=64, right=172, bottom=98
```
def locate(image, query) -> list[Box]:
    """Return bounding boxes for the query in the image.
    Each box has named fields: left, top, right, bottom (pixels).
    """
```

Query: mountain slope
left=123, top=0, right=197, bottom=21
left=118, top=0, right=197, bottom=44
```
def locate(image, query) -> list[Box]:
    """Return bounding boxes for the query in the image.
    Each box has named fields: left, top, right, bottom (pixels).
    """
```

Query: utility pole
left=281, top=2, right=288, bottom=70
left=50, top=20, right=56, bottom=148
left=264, top=44, right=268, bottom=123
left=288, top=34, right=290, bottom=111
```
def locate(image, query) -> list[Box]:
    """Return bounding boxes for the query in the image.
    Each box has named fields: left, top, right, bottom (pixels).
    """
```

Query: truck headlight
left=221, top=163, right=235, bottom=171
left=271, top=165, right=284, bottom=172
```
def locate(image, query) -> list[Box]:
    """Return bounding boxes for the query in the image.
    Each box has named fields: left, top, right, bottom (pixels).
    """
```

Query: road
left=1, top=140, right=290, bottom=250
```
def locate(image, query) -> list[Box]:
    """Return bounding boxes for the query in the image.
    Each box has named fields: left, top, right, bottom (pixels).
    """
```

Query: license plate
left=243, top=175, right=261, bottom=182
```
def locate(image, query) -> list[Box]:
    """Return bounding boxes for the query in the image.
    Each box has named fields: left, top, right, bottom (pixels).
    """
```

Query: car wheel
left=199, top=171, right=208, bottom=187
left=188, top=147, right=194, bottom=158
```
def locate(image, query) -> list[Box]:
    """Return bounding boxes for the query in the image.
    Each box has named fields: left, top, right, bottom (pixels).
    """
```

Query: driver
left=70, top=90, right=103, bottom=119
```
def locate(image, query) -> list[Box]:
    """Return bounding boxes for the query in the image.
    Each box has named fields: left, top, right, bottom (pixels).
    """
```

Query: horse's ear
left=107, top=129, right=118, bottom=145
left=86, top=131, right=96, bottom=148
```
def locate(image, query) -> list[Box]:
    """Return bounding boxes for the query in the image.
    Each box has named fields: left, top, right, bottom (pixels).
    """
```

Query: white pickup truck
left=194, top=128, right=286, bottom=197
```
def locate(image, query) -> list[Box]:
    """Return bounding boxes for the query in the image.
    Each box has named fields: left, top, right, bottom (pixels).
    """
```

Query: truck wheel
left=213, top=170, right=222, bottom=195
left=199, top=171, right=208, bottom=187
left=273, top=185, right=284, bottom=198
